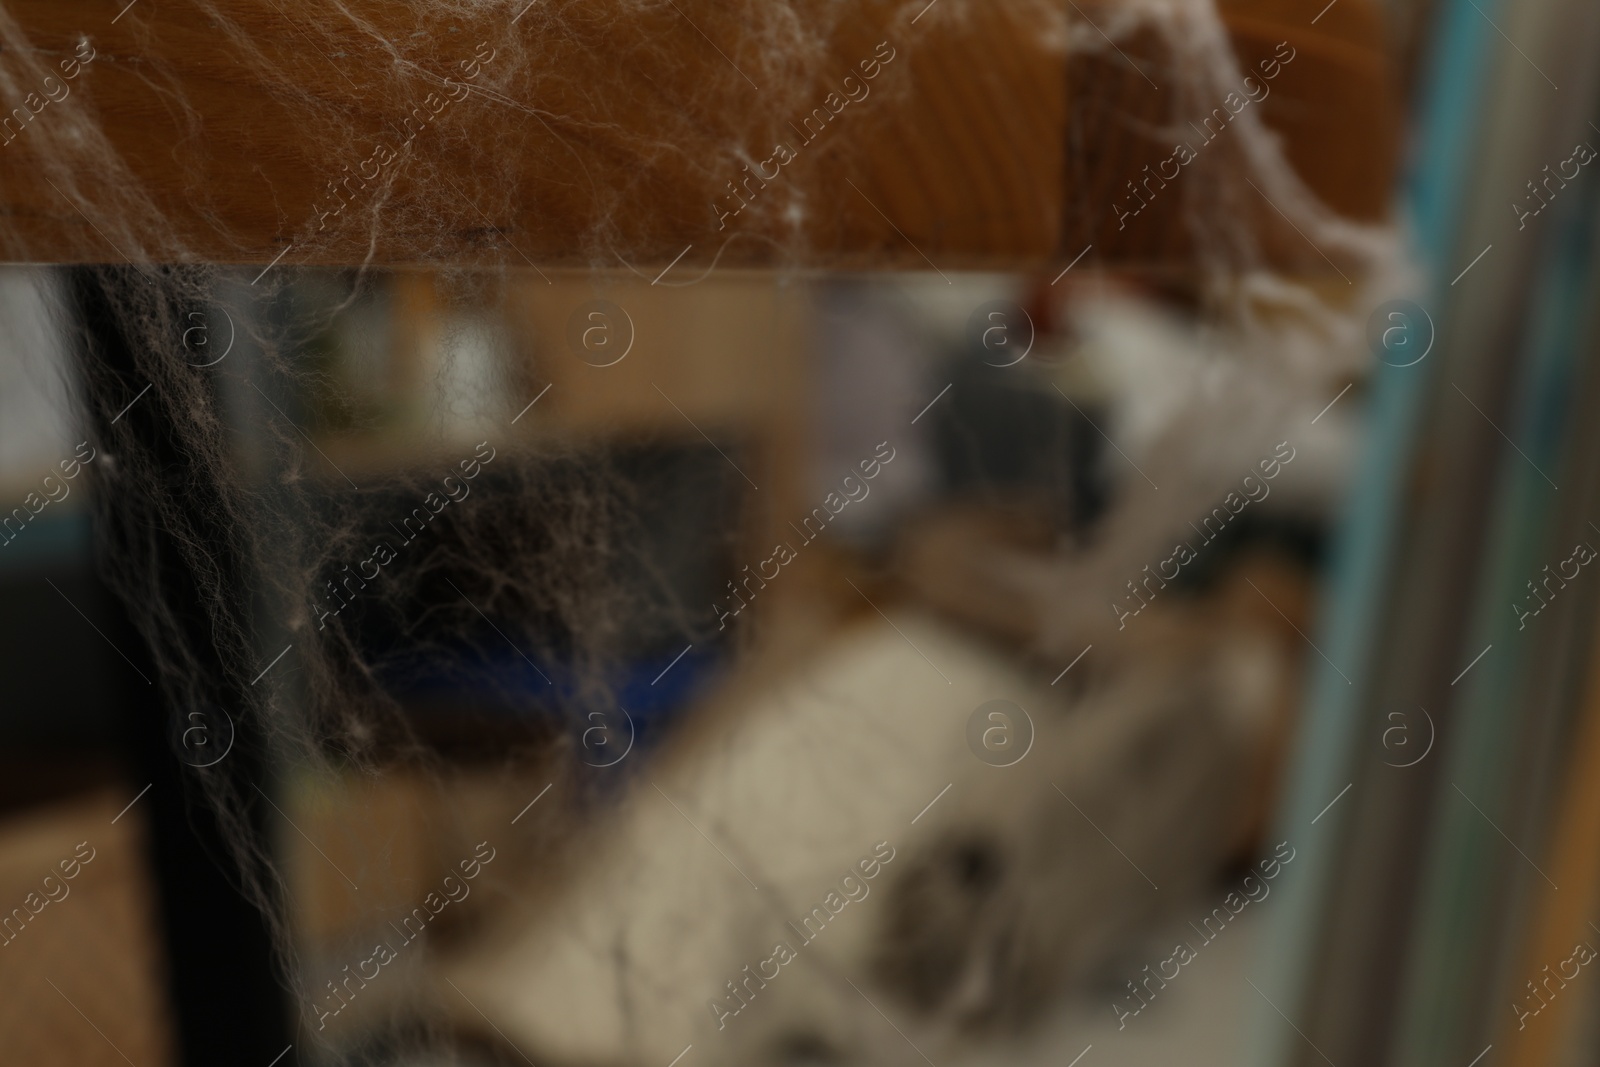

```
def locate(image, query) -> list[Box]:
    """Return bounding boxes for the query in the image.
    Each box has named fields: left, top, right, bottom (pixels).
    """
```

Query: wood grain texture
left=1065, top=0, right=1400, bottom=278
left=1494, top=615, right=1600, bottom=1066
left=0, top=0, right=1395, bottom=270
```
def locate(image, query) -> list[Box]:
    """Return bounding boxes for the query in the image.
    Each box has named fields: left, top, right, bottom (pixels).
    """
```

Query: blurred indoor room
left=0, top=1, right=1597, bottom=1066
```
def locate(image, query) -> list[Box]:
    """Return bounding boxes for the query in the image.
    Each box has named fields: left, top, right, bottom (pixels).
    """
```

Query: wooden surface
left=0, top=790, right=173, bottom=1067
left=1496, top=615, right=1600, bottom=1066
left=0, top=0, right=1396, bottom=270
left=1066, top=0, right=1400, bottom=276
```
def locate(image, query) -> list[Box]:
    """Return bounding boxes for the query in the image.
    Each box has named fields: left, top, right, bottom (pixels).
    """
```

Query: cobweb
left=0, top=0, right=1407, bottom=1062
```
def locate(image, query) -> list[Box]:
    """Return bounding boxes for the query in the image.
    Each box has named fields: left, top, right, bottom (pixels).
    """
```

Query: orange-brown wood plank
left=0, top=0, right=1065, bottom=269
left=0, top=0, right=1394, bottom=270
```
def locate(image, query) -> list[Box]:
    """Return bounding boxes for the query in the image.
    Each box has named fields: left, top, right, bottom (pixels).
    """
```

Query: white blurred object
left=443, top=606, right=1277, bottom=1066
left=1066, top=291, right=1360, bottom=520
left=0, top=269, right=76, bottom=482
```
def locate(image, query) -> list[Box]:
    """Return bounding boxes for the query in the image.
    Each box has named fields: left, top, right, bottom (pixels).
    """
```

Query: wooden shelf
left=0, top=0, right=1396, bottom=271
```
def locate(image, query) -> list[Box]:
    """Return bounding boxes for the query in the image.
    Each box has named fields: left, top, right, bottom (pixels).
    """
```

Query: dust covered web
left=2, top=0, right=1406, bottom=1062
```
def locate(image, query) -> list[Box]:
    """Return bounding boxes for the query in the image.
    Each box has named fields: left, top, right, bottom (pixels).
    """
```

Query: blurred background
left=1, top=0, right=1599, bottom=1065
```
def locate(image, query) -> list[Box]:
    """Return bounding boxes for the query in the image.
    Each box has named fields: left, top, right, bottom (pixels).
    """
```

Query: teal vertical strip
left=1244, top=0, right=1502, bottom=1064
left=1392, top=155, right=1597, bottom=1067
